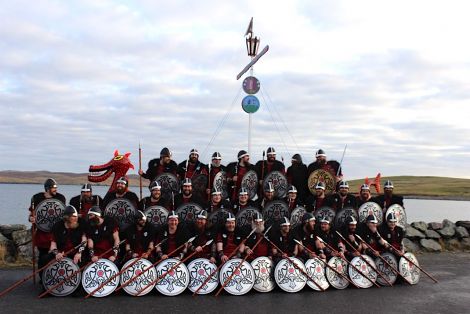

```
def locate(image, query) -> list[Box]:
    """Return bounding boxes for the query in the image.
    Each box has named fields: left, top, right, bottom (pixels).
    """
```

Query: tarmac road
left=0, top=252, right=469, bottom=314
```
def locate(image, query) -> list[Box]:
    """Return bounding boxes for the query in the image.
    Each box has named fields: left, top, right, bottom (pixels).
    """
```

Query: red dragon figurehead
left=88, top=150, right=135, bottom=192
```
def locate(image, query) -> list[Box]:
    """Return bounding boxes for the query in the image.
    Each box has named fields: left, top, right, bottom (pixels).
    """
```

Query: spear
left=139, top=142, right=143, bottom=201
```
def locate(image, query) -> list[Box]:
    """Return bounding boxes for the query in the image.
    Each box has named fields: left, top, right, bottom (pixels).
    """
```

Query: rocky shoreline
left=1, top=219, right=469, bottom=268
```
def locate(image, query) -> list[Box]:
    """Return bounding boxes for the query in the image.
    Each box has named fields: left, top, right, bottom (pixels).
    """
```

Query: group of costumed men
left=28, top=147, right=406, bottom=283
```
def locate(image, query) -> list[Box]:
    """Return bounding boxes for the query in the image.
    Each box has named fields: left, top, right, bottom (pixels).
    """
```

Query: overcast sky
left=1, top=0, right=469, bottom=180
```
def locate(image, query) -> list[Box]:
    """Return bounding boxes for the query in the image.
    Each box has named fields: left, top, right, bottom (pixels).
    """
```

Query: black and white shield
left=386, top=204, right=407, bottom=228
left=104, top=198, right=137, bottom=230
left=155, top=258, right=189, bottom=296
left=144, top=205, right=169, bottom=227
left=262, top=200, right=290, bottom=227
left=208, top=208, right=232, bottom=229
left=220, top=258, right=255, bottom=295
left=314, top=206, right=335, bottom=224
left=290, top=206, right=307, bottom=228
left=349, top=255, right=378, bottom=289
left=82, top=259, right=119, bottom=297
left=155, top=173, right=179, bottom=202
left=120, top=258, right=157, bottom=296
left=187, top=258, right=218, bottom=294
left=213, top=171, right=229, bottom=200
left=263, top=171, right=288, bottom=199
left=175, top=202, right=203, bottom=222
left=399, top=252, right=420, bottom=285
left=236, top=207, right=261, bottom=228
left=334, top=207, right=358, bottom=229
left=375, top=252, right=398, bottom=286
left=274, top=257, right=307, bottom=293
left=251, top=256, right=275, bottom=293
left=358, top=202, right=383, bottom=225
left=35, top=198, right=66, bottom=232
left=325, top=257, right=349, bottom=290
left=241, top=170, right=258, bottom=200
left=305, top=258, right=329, bottom=291
left=42, top=257, right=81, bottom=297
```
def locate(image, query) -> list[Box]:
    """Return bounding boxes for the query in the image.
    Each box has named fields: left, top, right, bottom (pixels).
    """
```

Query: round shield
left=42, top=257, right=81, bottom=297
left=187, top=258, right=218, bottom=294
left=241, top=170, right=258, bottom=200
left=274, top=257, right=307, bottom=293
left=155, top=173, right=179, bottom=202
left=314, top=206, right=335, bottom=224
left=242, top=76, right=260, bottom=94
left=176, top=202, right=203, bottom=222
left=263, top=171, right=288, bottom=199
left=192, top=174, right=208, bottom=201
left=104, top=198, right=137, bottom=230
left=219, top=258, right=254, bottom=295
left=82, top=259, right=119, bottom=297
left=399, top=252, right=420, bottom=285
left=35, top=198, right=66, bottom=232
left=155, top=258, right=189, bottom=296
left=305, top=258, right=329, bottom=291
left=358, top=202, right=383, bottom=225
left=325, top=257, right=349, bottom=289
left=334, top=207, right=359, bottom=229
left=144, top=205, right=168, bottom=227
left=308, top=169, right=336, bottom=195
left=251, top=256, right=275, bottom=293
left=120, top=258, right=157, bottom=296
left=213, top=171, right=229, bottom=200
left=236, top=207, right=261, bottom=228
left=348, top=255, right=378, bottom=289
left=386, top=204, right=407, bottom=228
left=263, top=200, right=290, bottom=227
left=375, top=252, right=398, bottom=286
left=208, top=208, right=232, bottom=229
left=290, top=206, right=307, bottom=228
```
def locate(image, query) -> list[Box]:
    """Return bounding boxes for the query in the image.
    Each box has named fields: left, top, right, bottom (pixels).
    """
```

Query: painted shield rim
left=82, top=258, right=120, bottom=297
left=219, top=258, right=255, bottom=295
left=187, top=258, right=218, bottom=294
left=120, top=258, right=156, bottom=296
left=155, top=258, right=189, bottom=296
left=375, top=252, right=398, bottom=286
left=325, top=256, right=349, bottom=290
left=35, top=198, right=66, bottom=232
left=42, top=257, right=81, bottom=297
left=251, top=256, right=275, bottom=293
left=274, top=257, right=307, bottom=293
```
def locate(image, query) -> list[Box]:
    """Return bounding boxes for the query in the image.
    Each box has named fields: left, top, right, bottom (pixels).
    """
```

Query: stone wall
left=1, top=220, right=469, bottom=265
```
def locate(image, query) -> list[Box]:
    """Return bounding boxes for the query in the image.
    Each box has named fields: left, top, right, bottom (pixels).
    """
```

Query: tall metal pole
left=248, top=113, right=252, bottom=155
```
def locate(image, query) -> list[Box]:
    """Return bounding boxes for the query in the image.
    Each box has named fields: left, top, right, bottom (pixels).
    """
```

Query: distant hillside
left=1, top=171, right=469, bottom=199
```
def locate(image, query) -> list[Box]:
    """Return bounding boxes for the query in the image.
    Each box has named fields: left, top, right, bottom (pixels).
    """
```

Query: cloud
left=0, top=0, right=469, bottom=179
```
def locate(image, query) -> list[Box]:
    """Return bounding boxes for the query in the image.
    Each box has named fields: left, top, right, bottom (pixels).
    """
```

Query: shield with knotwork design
left=263, top=201, right=290, bottom=227
left=290, top=206, right=307, bottom=228
left=325, top=257, right=349, bottom=289
left=208, top=208, right=232, bottom=229
left=251, top=256, right=275, bottom=292
left=308, top=169, right=336, bottom=195
left=263, top=171, right=288, bottom=199
left=399, top=252, right=420, bottom=285
left=144, top=205, right=168, bottom=227
left=35, top=199, right=66, bottom=232
left=220, top=258, right=254, bottom=295
left=274, top=257, right=307, bottom=293
left=305, top=258, right=329, bottom=291
left=175, top=202, right=203, bottom=222
left=155, top=258, right=189, bottom=296
left=236, top=207, right=261, bottom=228
left=349, top=255, right=378, bottom=289
left=334, top=207, right=359, bottom=229
left=192, top=174, right=208, bottom=201
left=241, top=170, right=258, bottom=200
left=213, top=171, right=229, bottom=200
left=104, top=198, right=137, bottom=230
left=155, top=173, right=179, bottom=202
left=358, top=202, right=383, bottom=225
left=120, top=258, right=157, bottom=296
left=375, top=252, right=398, bottom=286
left=42, top=257, right=81, bottom=296
left=314, top=206, right=335, bottom=224
left=386, top=204, right=407, bottom=228
left=82, top=259, right=119, bottom=297
left=187, top=258, right=218, bottom=294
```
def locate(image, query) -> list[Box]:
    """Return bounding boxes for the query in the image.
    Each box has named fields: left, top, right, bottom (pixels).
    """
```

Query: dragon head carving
left=88, top=150, right=134, bottom=192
